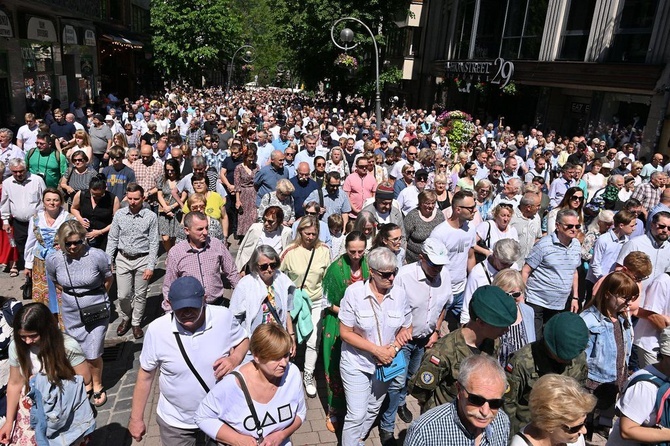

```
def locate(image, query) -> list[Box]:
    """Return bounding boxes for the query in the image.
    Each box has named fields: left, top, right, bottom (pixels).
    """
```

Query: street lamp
left=227, top=44, right=255, bottom=96
left=330, top=17, right=382, bottom=126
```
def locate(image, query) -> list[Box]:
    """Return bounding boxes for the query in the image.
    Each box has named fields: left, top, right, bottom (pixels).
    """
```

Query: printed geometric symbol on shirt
left=421, top=372, right=434, bottom=385
left=244, top=412, right=278, bottom=431
left=277, top=404, right=293, bottom=422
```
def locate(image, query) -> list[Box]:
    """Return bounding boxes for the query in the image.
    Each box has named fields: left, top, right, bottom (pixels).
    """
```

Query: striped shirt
left=405, top=399, right=509, bottom=446
left=525, top=232, right=581, bottom=310
left=105, top=207, right=159, bottom=270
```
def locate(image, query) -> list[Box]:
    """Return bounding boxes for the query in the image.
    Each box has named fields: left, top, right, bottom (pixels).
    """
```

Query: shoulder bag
left=369, top=299, right=407, bottom=382
left=230, top=371, right=264, bottom=444
left=474, top=221, right=492, bottom=264
left=173, top=325, right=210, bottom=393
left=63, top=254, right=109, bottom=325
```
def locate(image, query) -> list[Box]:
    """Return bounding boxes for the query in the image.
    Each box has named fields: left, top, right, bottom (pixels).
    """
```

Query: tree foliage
left=150, top=0, right=244, bottom=83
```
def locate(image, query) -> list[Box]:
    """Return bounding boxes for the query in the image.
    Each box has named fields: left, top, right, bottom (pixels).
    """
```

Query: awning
left=100, top=33, right=143, bottom=50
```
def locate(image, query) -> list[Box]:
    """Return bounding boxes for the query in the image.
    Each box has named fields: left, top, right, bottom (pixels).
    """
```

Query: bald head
left=297, top=162, right=310, bottom=175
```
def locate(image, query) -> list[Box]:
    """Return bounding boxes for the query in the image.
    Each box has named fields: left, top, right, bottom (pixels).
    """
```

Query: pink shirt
left=343, top=172, right=377, bottom=216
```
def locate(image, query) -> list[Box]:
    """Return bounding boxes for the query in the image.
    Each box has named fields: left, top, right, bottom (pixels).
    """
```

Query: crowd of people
left=0, top=85, right=667, bottom=445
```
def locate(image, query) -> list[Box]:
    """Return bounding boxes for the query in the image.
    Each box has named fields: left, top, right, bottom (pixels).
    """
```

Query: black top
left=79, top=190, right=115, bottom=231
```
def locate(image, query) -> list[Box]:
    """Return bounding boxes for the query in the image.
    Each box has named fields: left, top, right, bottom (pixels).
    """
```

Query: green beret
left=470, top=285, right=517, bottom=328
left=543, top=312, right=588, bottom=361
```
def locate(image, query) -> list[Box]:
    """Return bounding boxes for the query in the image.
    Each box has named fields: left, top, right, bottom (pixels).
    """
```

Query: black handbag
left=63, top=254, right=110, bottom=325
left=22, top=276, right=32, bottom=301
left=474, top=221, right=492, bottom=263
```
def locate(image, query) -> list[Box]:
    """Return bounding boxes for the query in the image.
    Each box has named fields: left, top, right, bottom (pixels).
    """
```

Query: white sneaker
left=303, top=372, right=317, bottom=398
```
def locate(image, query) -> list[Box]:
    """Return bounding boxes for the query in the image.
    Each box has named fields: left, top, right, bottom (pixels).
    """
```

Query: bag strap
left=515, top=432, right=534, bottom=446
left=484, top=221, right=492, bottom=248
left=230, top=371, right=264, bottom=439
left=300, top=247, right=316, bottom=290
left=263, top=292, right=282, bottom=325
left=172, top=321, right=210, bottom=393
left=368, top=297, right=383, bottom=345
left=317, top=187, right=324, bottom=208
left=481, top=261, right=493, bottom=285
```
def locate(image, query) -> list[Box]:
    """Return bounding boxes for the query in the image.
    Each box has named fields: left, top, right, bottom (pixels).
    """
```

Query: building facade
left=397, top=0, right=670, bottom=155
left=0, top=0, right=151, bottom=128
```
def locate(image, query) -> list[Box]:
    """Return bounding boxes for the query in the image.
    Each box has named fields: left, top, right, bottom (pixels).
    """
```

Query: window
left=607, top=0, right=659, bottom=62
left=453, top=0, right=476, bottom=59
left=558, top=0, right=597, bottom=60
left=131, top=5, right=149, bottom=33
left=473, top=0, right=506, bottom=59
left=500, top=0, right=548, bottom=60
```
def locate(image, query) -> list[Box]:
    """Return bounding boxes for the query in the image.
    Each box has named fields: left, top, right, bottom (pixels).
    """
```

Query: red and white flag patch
left=430, top=356, right=441, bottom=366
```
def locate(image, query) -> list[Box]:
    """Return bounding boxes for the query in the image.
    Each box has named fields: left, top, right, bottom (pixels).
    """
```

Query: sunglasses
left=110, top=156, right=123, bottom=160
left=656, top=224, right=670, bottom=230
left=304, top=211, right=318, bottom=216
left=569, top=196, right=585, bottom=202
left=562, top=422, right=586, bottom=434
left=492, top=169, right=503, bottom=174
left=416, top=176, right=428, bottom=182
left=373, top=268, right=398, bottom=279
left=405, top=170, right=415, bottom=175
left=561, top=223, right=581, bottom=230
left=462, top=386, right=504, bottom=410
left=65, top=240, right=84, bottom=247
left=508, top=291, right=523, bottom=299
left=458, top=205, right=476, bottom=212
left=438, top=163, right=448, bottom=167
left=316, top=163, right=326, bottom=167
left=258, top=262, right=279, bottom=271
left=72, top=159, right=85, bottom=163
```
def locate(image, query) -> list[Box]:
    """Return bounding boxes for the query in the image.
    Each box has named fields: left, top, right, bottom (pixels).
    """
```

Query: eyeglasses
left=562, top=422, right=587, bottom=434
left=72, top=158, right=85, bottom=163
left=65, top=240, right=84, bottom=247
left=373, top=268, right=398, bottom=279
left=438, top=163, right=448, bottom=168
left=634, top=274, right=650, bottom=282
left=570, top=196, right=584, bottom=202
left=561, top=223, right=581, bottom=230
left=508, top=291, right=523, bottom=299
left=258, top=262, right=279, bottom=271
left=458, top=205, right=476, bottom=212
left=461, top=386, right=504, bottom=410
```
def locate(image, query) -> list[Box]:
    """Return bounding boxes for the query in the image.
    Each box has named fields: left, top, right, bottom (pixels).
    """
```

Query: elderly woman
left=322, top=232, right=369, bottom=432
left=433, top=173, right=452, bottom=211
left=24, top=188, right=75, bottom=318
left=584, top=159, right=606, bottom=202
left=403, top=190, right=445, bottom=263
left=580, top=272, right=636, bottom=437
left=325, top=146, right=350, bottom=178
left=475, top=179, right=495, bottom=220
left=372, top=223, right=405, bottom=266
left=236, top=206, right=293, bottom=273
left=230, top=245, right=296, bottom=362
left=195, top=324, right=306, bottom=445
left=338, top=247, right=411, bottom=446
left=280, top=216, right=331, bottom=399
left=70, top=175, right=120, bottom=250
left=511, top=374, right=596, bottom=446
left=473, top=203, right=519, bottom=262
left=176, top=193, right=225, bottom=243
left=45, top=220, right=113, bottom=407
left=59, top=149, right=97, bottom=206
left=258, top=178, right=295, bottom=226
left=492, top=268, right=536, bottom=367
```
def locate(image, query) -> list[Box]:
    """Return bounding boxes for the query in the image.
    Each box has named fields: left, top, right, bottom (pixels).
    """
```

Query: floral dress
left=234, top=163, right=258, bottom=236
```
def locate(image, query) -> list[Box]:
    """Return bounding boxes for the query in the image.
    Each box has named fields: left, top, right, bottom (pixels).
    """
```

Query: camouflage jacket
left=503, top=340, right=588, bottom=436
left=409, top=328, right=499, bottom=413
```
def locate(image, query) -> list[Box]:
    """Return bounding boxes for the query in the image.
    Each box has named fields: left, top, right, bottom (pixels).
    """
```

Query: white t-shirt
left=607, top=365, right=668, bottom=445
left=195, top=363, right=306, bottom=445
left=16, top=124, right=39, bottom=150
left=475, top=220, right=519, bottom=252
left=9, top=334, right=85, bottom=375
left=140, top=306, right=248, bottom=429
left=511, top=426, right=584, bottom=446
left=633, top=273, right=670, bottom=354
left=430, top=220, right=477, bottom=294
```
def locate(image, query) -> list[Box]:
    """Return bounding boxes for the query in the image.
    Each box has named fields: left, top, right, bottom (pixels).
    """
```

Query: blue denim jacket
left=580, top=306, right=633, bottom=383
left=28, top=373, right=95, bottom=446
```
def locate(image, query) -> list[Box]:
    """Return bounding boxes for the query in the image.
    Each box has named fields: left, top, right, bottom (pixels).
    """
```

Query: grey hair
left=520, top=192, right=540, bottom=207
left=651, top=171, right=666, bottom=181
left=248, top=245, right=281, bottom=276
left=8, top=158, right=25, bottom=169
left=557, top=208, right=579, bottom=225
left=457, top=354, right=507, bottom=390
left=507, top=178, right=522, bottom=193
left=367, top=247, right=398, bottom=271
left=608, top=174, right=624, bottom=186
left=0, top=128, right=13, bottom=139
left=191, top=155, right=207, bottom=168
left=492, top=238, right=521, bottom=265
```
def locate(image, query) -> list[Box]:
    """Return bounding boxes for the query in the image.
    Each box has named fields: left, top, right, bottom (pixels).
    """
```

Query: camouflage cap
left=543, top=312, right=588, bottom=361
left=470, top=285, right=517, bottom=328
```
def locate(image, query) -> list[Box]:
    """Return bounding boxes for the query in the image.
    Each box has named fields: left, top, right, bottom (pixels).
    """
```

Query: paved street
left=0, top=240, right=421, bottom=446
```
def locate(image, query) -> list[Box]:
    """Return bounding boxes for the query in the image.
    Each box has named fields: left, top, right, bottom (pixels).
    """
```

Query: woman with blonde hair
left=280, top=216, right=330, bottom=399
left=511, top=374, right=596, bottom=445
left=66, top=129, right=92, bottom=161
left=325, top=146, right=349, bottom=178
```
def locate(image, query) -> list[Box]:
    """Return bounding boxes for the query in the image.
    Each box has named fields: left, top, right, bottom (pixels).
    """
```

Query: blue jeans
left=447, top=290, right=465, bottom=321
left=379, top=337, right=428, bottom=433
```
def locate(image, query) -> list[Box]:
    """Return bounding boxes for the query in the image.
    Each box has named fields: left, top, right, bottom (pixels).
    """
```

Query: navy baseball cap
left=168, top=277, right=205, bottom=310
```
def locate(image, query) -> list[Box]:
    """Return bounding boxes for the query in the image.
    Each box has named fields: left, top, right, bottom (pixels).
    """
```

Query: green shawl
left=322, top=254, right=370, bottom=306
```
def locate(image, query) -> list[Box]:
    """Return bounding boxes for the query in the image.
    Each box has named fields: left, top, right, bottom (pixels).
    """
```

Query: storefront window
left=473, top=0, right=506, bottom=59
left=21, top=42, right=53, bottom=73
left=607, top=0, right=659, bottom=62
left=558, top=0, right=597, bottom=60
left=453, top=0, right=476, bottom=60
left=500, top=0, right=548, bottom=60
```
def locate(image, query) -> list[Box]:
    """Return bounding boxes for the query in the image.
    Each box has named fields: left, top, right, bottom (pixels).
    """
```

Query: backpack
left=624, top=372, right=670, bottom=443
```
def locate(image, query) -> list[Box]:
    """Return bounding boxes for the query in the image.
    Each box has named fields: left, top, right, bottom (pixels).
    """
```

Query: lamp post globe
left=340, top=28, right=354, bottom=43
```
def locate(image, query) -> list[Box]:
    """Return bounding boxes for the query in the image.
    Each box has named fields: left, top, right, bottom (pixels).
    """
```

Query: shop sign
left=84, top=30, right=96, bottom=46
left=27, top=17, right=57, bottom=42
left=0, top=10, right=12, bottom=38
left=445, top=57, right=515, bottom=89
left=62, top=25, right=77, bottom=45
left=571, top=103, right=591, bottom=114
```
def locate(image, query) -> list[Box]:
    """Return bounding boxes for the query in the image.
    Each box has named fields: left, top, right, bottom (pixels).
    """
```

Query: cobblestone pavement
left=0, top=240, right=422, bottom=446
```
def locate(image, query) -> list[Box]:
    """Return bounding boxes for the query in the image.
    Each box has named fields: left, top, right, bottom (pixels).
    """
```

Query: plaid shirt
left=631, top=182, right=662, bottom=212
left=203, top=149, right=227, bottom=173
left=186, top=128, right=204, bottom=152
left=130, top=158, right=163, bottom=194
left=405, top=399, right=509, bottom=446
left=162, top=237, right=241, bottom=305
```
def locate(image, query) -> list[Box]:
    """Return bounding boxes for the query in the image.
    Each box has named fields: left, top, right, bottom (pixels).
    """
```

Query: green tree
left=151, top=0, right=244, bottom=83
